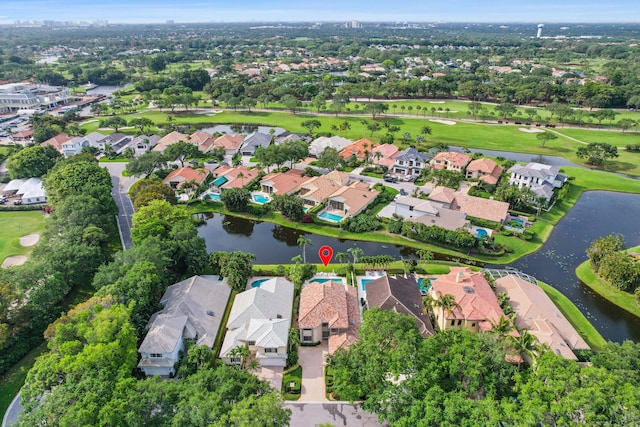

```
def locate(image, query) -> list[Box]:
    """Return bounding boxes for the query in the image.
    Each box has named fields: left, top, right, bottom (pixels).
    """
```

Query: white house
left=138, top=276, right=232, bottom=377
left=308, top=135, right=352, bottom=158
left=4, top=178, right=47, bottom=204
left=220, top=277, right=294, bottom=367
left=61, top=136, right=89, bottom=157
left=392, top=148, right=431, bottom=177
left=507, top=162, right=567, bottom=200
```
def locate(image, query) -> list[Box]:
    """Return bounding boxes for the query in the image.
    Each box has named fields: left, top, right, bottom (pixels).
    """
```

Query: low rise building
left=260, top=168, right=310, bottom=195
left=297, top=170, right=350, bottom=208
left=507, top=162, right=566, bottom=200
left=392, top=148, right=431, bottom=177
left=428, top=186, right=510, bottom=224
left=430, top=151, right=472, bottom=172
left=239, top=132, right=272, bottom=156
left=465, top=158, right=504, bottom=185
left=326, top=181, right=379, bottom=217
left=0, top=82, right=69, bottom=112
left=308, top=135, right=352, bottom=157
left=152, top=131, right=187, bottom=152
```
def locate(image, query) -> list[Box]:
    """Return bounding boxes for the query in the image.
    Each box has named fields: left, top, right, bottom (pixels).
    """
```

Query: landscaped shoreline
left=575, top=247, right=640, bottom=321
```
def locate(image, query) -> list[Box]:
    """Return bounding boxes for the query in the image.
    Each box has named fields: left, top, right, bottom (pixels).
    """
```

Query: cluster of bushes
left=587, top=234, right=640, bottom=293
left=398, top=221, right=477, bottom=249
left=341, top=213, right=383, bottom=233
left=626, top=144, right=640, bottom=152
left=468, top=216, right=503, bottom=231
left=282, top=365, right=302, bottom=400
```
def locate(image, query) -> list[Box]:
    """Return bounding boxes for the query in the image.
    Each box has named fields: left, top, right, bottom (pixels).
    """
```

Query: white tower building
left=536, top=24, right=544, bottom=38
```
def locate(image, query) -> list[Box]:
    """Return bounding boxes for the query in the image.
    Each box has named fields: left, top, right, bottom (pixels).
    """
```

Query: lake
left=198, top=191, right=640, bottom=343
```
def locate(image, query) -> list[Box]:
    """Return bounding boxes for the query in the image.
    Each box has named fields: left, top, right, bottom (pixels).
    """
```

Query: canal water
left=198, top=191, right=640, bottom=343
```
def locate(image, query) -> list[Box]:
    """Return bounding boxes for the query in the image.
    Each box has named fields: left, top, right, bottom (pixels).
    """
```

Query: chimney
left=456, top=271, right=464, bottom=283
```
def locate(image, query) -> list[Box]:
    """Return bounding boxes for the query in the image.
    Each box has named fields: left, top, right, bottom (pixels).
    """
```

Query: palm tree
left=421, top=125, right=432, bottom=136
left=417, top=249, right=433, bottom=268
left=490, top=315, right=516, bottom=339
left=237, top=171, right=245, bottom=187
left=347, top=247, right=363, bottom=265
left=437, top=293, right=462, bottom=318
left=297, top=235, right=312, bottom=264
left=229, top=345, right=250, bottom=368
left=335, top=252, right=349, bottom=264
left=374, top=151, right=383, bottom=165
left=510, top=330, right=540, bottom=369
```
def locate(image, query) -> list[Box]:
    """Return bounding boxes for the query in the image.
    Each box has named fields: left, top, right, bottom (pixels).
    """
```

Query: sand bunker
left=519, top=127, right=545, bottom=133
left=2, top=255, right=27, bottom=268
left=430, top=119, right=456, bottom=125
left=429, top=101, right=445, bottom=104
left=20, top=233, right=40, bottom=247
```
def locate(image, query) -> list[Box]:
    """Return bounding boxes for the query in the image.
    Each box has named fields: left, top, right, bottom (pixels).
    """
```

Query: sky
left=1, top=0, right=639, bottom=24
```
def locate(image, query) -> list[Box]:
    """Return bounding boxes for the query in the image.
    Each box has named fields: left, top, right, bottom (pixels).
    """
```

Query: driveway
left=284, top=402, right=387, bottom=427
left=298, top=341, right=328, bottom=402
left=255, top=366, right=283, bottom=390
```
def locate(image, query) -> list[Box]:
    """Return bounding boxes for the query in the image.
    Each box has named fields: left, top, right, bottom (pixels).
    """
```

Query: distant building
left=392, top=148, right=431, bottom=177
left=0, top=82, right=69, bottom=113
left=507, top=162, right=566, bottom=200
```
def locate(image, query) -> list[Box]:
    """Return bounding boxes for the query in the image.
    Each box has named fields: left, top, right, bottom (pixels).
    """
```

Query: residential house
left=10, top=130, right=33, bottom=144
left=131, top=135, right=161, bottom=156
left=211, top=165, right=260, bottom=192
left=3, top=178, right=47, bottom=204
left=394, top=196, right=469, bottom=231
left=81, top=131, right=109, bottom=151
left=428, top=267, right=505, bottom=332
left=428, top=186, right=510, bottom=223
left=41, top=132, right=72, bottom=153
left=507, top=162, right=567, bottom=200
left=212, top=134, right=244, bottom=156
left=392, top=148, right=431, bottom=177
left=326, top=181, right=379, bottom=217
left=465, top=158, right=504, bottom=185
left=297, top=170, right=350, bottom=208
left=138, top=276, right=232, bottom=377
left=338, top=138, right=376, bottom=161
left=61, top=136, right=89, bottom=157
left=189, top=131, right=213, bottom=148
left=260, top=168, right=310, bottom=195
left=274, top=133, right=304, bottom=145
left=96, top=132, right=131, bottom=153
left=365, top=274, right=434, bottom=337
left=163, top=167, right=211, bottom=190
left=371, top=143, right=399, bottom=168
left=308, top=135, right=352, bottom=158
left=239, top=132, right=272, bottom=156
left=494, top=274, right=589, bottom=360
left=152, top=131, right=187, bottom=152
left=298, top=279, right=360, bottom=354
left=220, top=277, right=294, bottom=367
left=430, top=151, right=472, bottom=172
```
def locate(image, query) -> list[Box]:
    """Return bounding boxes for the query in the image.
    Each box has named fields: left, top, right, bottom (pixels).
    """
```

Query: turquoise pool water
left=318, top=211, right=344, bottom=222
left=253, top=194, right=269, bottom=204
left=311, top=278, right=341, bottom=284
left=476, top=228, right=489, bottom=239
left=510, top=218, right=524, bottom=228
left=250, top=278, right=269, bottom=288
left=417, top=277, right=434, bottom=295
left=206, top=193, right=221, bottom=201
left=361, top=279, right=373, bottom=291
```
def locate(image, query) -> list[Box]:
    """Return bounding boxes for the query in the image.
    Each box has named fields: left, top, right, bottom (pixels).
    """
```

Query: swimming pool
left=311, top=277, right=342, bottom=284
left=509, top=218, right=525, bottom=229
left=205, top=193, right=221, bottom=201
left=361, top=279, right=373, bottom=291
left=417, top=277, right=434, bottom=295
left=250, top=278, right=269, bottom=288
left=252, top=194, right=269, bottom=204
left=476, top=228, right=489, bottom=239
left=318, top=211, right=344, bottom=222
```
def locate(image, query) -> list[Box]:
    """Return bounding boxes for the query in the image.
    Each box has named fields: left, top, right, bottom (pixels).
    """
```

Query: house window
left=471, top=322, right=476, bottom=327
left=230, top=357, right=242, bottom=364
left=450, top=320, right=455, bottom=326
left=321, top=322, right=329, bottom=328
left=302, top=329, right=313, bottom=342
left=457, top=320, right=463, bottom=326
left=247, top=341, right=256, bottom=346
left=150, top=353, right=163, bottom=358
left=409, top=206, right=414, bottom=211
left=264, top=348, right=278, bottom=354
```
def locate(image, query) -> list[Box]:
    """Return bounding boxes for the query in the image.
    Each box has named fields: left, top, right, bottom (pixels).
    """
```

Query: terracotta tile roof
left=197, top=137, right=217, bottom=152
left=189, top=131, right=213, bottom=145
left=163, top=167, right=210, bottom=187
left=466, top=158, right=504, bottom=185
left=428, top=186, right=457, bottom=204
left=371, top=143, right=399, bottom=159
left=338, top=138, right=376, bottom=160
left=260, top=169, right=310, bottom=195
left=430, top=267, right=504, bottom=325
left=328, top=183, right=379, bottom=216
left=213, top=165, right=233, bottom=176
left=12, top=130, right=34, bottom=139
left=495, top=274, right=589, bottom=359
left=218, top=166, right=260, bottom=189
left=298, top=171, right=350, bottom=204
left=152, top=131, right=187, bottom=152
left=451, top=192, right=509, bottom=223
left=430, top=151, right=472, bottom=170
left=41, top=132, right=72, bottom=152
left=213, top=134, right=244, bottom=151
left=299, top=281, right=352, bottom=330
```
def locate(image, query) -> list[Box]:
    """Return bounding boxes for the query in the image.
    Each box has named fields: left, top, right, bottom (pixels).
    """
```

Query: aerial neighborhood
left=1, top=18, right=640, bottom=427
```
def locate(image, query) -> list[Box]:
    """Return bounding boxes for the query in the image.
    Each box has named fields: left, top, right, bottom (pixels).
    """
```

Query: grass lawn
left=538, top=281, right=607, bottom=351
left=282, top=364, right=302, bottom=401
left=0, top=211, right=47, bottom=264
left=575, top=259, right=640, bottom=320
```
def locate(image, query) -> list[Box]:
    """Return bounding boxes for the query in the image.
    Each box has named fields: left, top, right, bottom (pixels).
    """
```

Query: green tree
left=270, top=193, right=305, bottom=221
left=164, top=140, right=200, bottom=167
left=536, top=131, right=558, bottom=148
left=211, top=251, right=256, bottom=291
left=316, top=147, right=341, bottom=170
left=297, top=235, right=312, bottom=264
left=301, top=119, right=322, bottom=135
left=102, top=116, right=127, bottom=132
left=129, top=177, right=178, bottom=210
left=576, top=142, right=619, bottom=167
left=220, top=187, right=250, bottom=212
left=129, top=117, right=155, bottom=133
left=125, top=150, right=167, bottom=177
left=6, top=145, right=61, bottom=179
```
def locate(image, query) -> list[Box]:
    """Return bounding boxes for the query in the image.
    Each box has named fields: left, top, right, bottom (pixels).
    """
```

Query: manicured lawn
left=538, top=281, right=607, bottom=351
left=575, top=259, right=640, bottom=320
left=282, top=364, right=302, bottom=401
left=0, top=212, right=47, bottom=264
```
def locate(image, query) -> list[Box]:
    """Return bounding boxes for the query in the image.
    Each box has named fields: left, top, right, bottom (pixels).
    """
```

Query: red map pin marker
left=318, top=245, right=333, bottom=267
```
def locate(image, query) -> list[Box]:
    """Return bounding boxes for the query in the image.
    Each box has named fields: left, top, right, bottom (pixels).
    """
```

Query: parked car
left=13, top=200, right=22, bottom=205
left=399, top=188, right=408, bottom=196
left=383, top=175, right=398, bottom=183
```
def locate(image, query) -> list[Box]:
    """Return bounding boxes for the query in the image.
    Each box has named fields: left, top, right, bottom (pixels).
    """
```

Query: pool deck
left=246, top=275, right=273, bottom=290
left=250, top=191, right=271, bottom=205
left=317, top=209, right=345, bottom=223
left=356, top=271, right=387, bottom=314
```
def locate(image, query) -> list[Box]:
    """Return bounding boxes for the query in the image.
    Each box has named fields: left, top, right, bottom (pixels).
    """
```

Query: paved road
left=285, top=402, right=387, bottom=427
left=1, top=394, right=21, bottom=427
left=103, top=163, right=137, bottom=250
